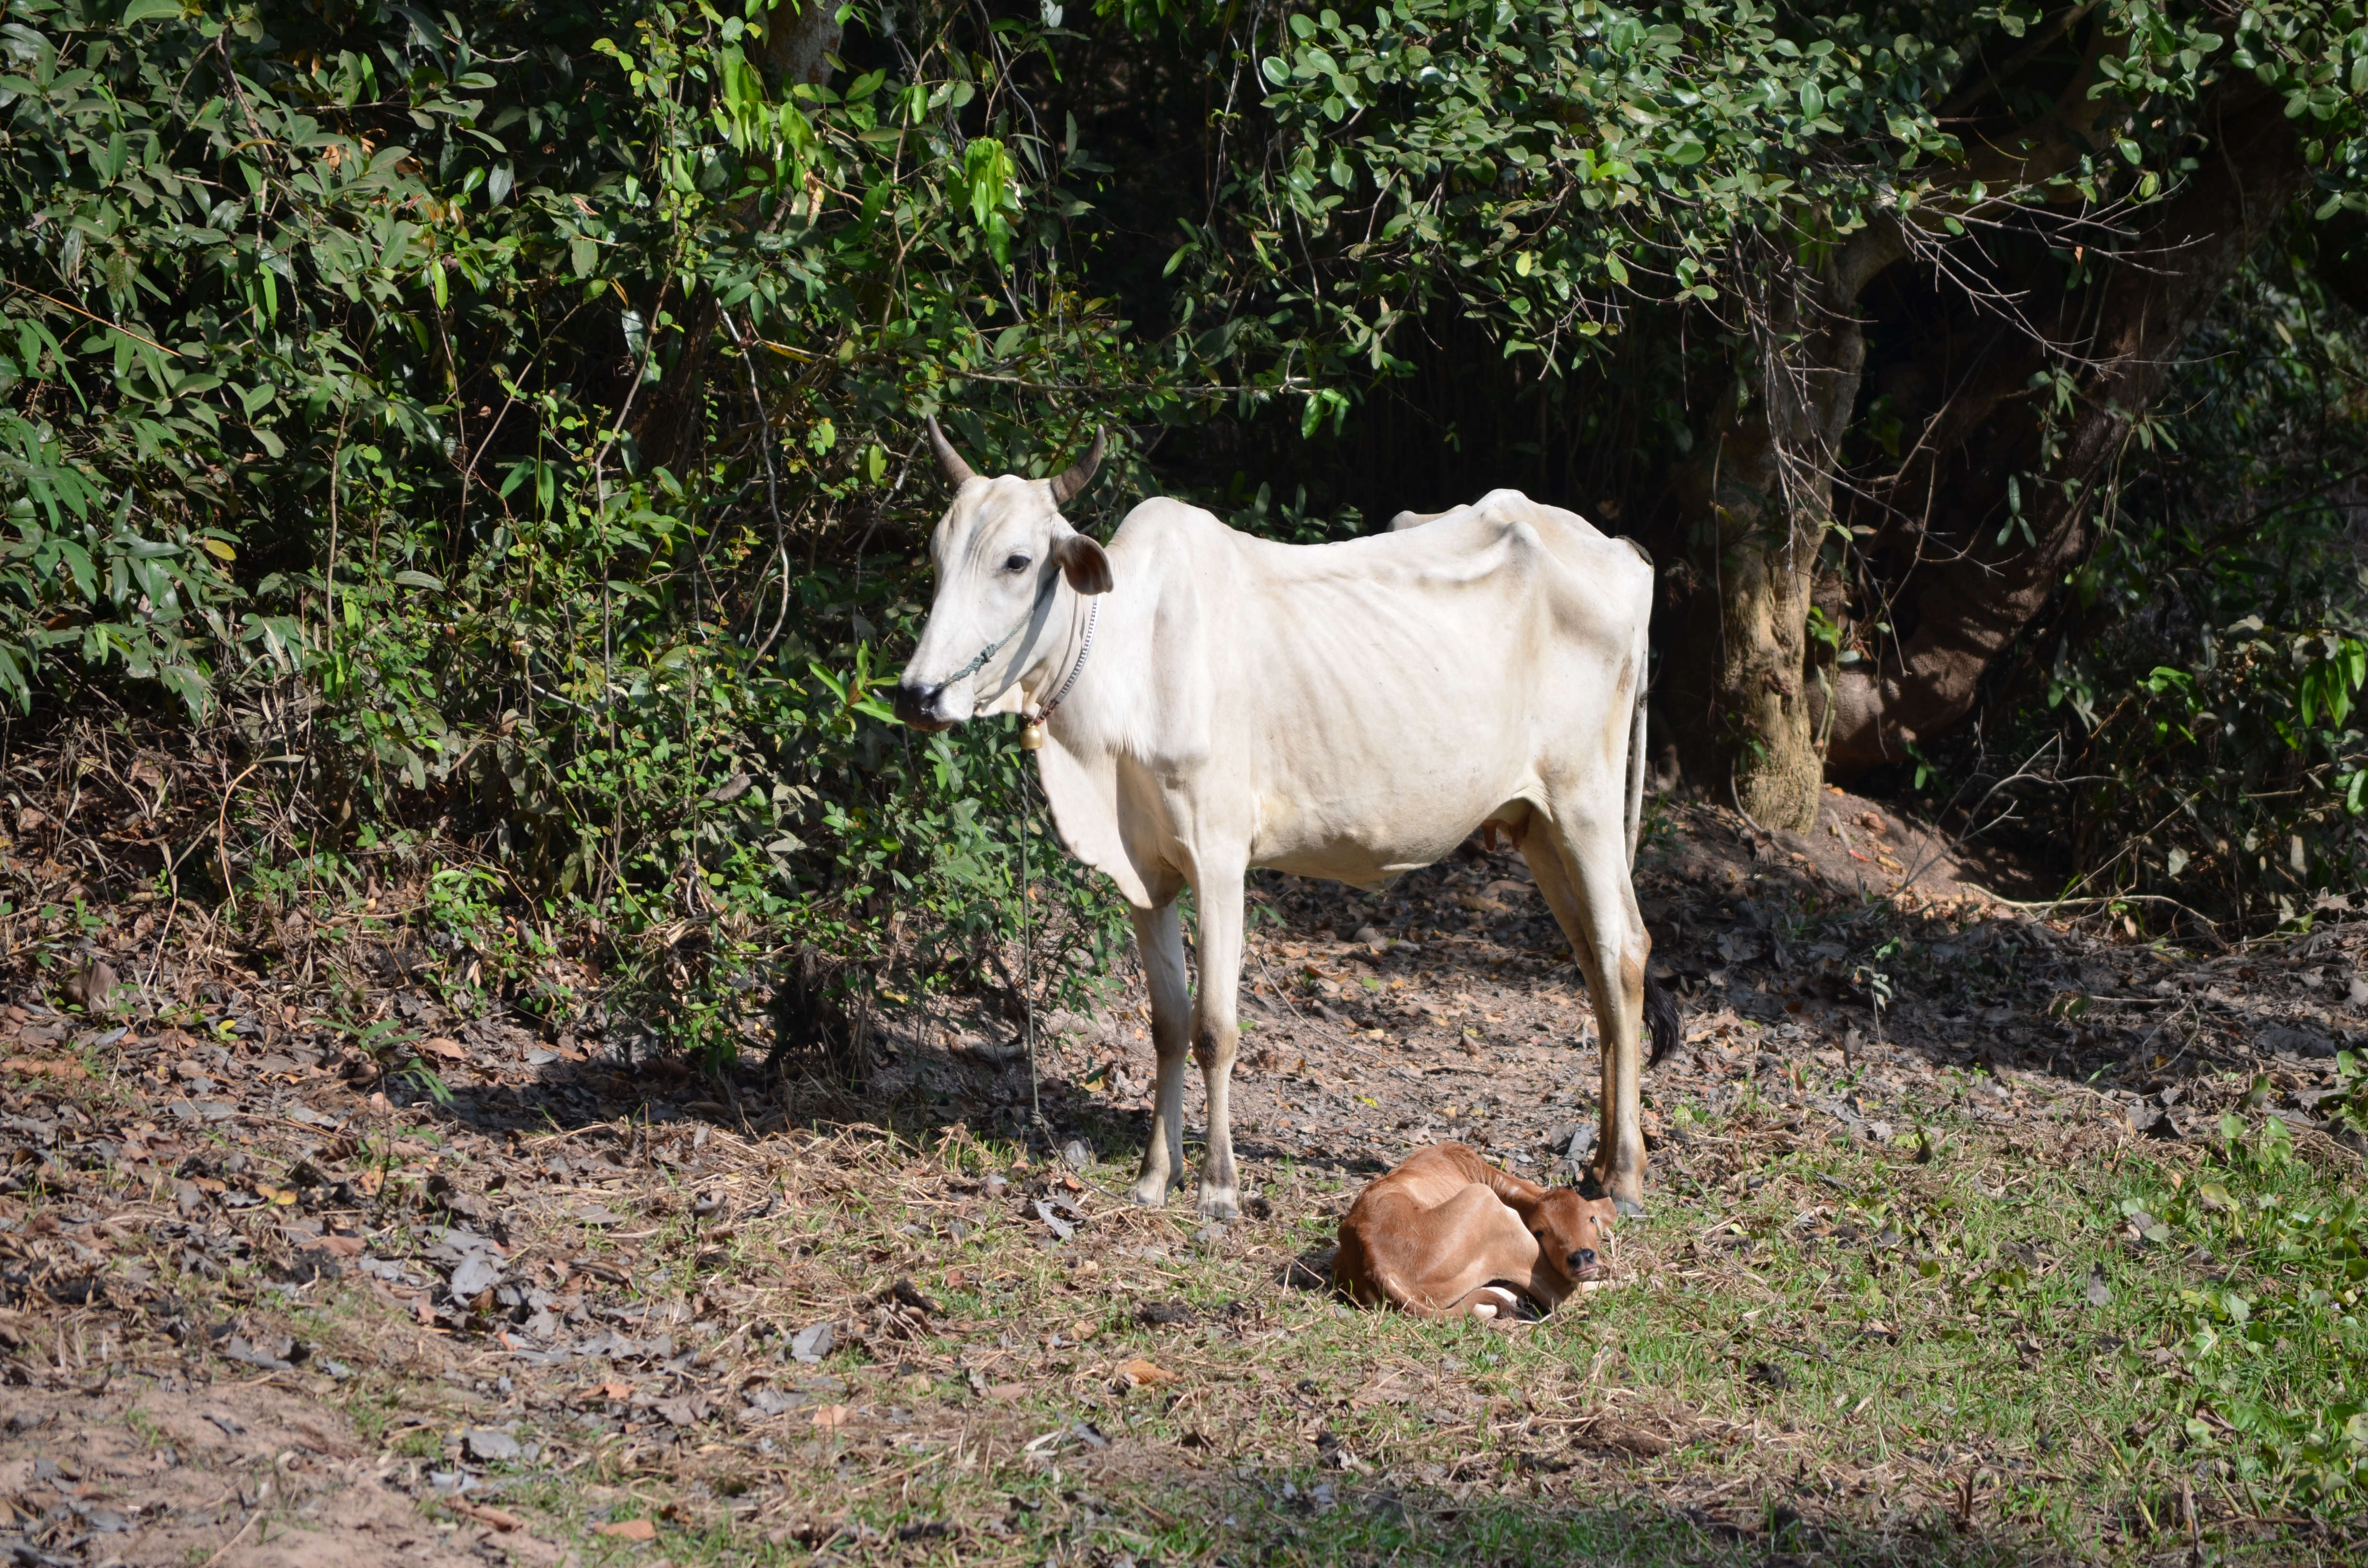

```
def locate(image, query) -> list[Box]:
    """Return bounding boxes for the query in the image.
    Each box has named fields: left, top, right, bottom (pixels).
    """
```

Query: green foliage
left=2136, top=1115, right=2368, bottom=1505
left=2319, top=1049, right=2368, bottom=1142
left=1184, top=0, right=1981, bottom=374
left=3, top=0, right=2366, bottom=1030
left=1143, top=0, right=2368, bottom=406
left=0, top=0, right=1178, bottom=1050
left=2019, top=252, right=2368, bottom=929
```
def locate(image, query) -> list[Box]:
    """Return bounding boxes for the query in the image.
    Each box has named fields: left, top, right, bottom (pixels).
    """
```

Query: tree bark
left=1660, top=25, right=2315, bottom=799
left=1662, top=227, right=1902, bottom=830
left=764, top=0, right=841, bottom=87
left=1823, top=81, right=2306, bottom=772
left=1661, top=21, right=2125, bottom=822
left=629, top=1, right=840, bottom=479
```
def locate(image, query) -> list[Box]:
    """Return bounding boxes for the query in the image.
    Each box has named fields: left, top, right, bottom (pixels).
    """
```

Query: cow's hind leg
left=1516, top=831, right=1613, bottom=1179
left=1129, top=902, right=1192, bottom=1209
left=1517, top=829, right=1593, bottom=1029
left=1524, top=809, right=1652, bottom=1216
left=1188, top=862, right=1247, bottom=1220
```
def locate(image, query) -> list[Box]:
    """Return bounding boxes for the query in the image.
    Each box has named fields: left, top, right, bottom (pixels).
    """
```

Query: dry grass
left=0, top=778, right=2364, bottom=1565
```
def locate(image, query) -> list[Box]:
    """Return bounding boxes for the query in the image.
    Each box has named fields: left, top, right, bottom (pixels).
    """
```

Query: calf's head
left=1527, top=1188, right=1618, bottom=1286
left=894, top=417, right=1111, bottom=731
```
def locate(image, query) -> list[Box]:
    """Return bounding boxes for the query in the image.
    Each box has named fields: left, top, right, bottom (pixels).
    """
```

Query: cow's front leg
left=1533, top=812, right=1651, bottom=1216
left=1574, top=838, right=1651, bottom=1216
left=1128, top=902, right=1192, bottom=1209
left=1190, top=865, right=1247, bottom=1220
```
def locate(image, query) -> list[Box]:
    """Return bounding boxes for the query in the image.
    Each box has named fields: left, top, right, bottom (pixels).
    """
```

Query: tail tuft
left=1643, top=972, right=1681, bottom=1067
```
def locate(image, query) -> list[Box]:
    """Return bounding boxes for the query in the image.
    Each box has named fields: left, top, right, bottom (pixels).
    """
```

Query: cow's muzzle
left=894, top=679, right=960, bottom=732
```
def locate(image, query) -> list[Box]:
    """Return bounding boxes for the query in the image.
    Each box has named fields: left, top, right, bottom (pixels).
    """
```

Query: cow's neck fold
left=1016, top=587, right=1093, bottom=722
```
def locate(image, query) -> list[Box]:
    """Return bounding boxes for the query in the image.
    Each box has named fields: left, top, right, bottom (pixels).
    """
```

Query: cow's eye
left=1003, top=553, right=1031, bottom=573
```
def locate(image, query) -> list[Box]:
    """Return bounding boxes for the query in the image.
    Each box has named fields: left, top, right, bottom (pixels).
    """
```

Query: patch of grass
left=335, top=1097, right=2363, bottom=1567
left=391, top=1426, right=444, bottom=1461
left=2137, top=1115, right=2368, bottom=1504
left=121, top=1404, right=164, bottom=1453
left=26, top=939, right=2358, bottom=1566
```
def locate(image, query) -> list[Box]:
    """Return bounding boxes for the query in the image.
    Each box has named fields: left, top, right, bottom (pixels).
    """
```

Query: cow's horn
left=924, top=415, right=976, bottom=486
left=1048, top=426, right=1106, bottom=506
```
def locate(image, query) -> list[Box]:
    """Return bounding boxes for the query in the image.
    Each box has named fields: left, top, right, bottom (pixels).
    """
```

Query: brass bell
left=1019, top=720, right=1046, bottom=750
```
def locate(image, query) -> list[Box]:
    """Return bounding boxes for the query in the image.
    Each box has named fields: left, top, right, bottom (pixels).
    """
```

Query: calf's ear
left=1053, top=531, right=1114, bottom=595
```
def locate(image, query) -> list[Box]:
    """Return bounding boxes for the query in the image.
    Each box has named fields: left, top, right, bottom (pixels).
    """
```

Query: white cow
left=894, top=421, right=1678, bottom=1218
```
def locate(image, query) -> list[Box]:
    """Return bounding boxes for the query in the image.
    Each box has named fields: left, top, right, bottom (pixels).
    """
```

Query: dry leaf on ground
left=4, top=1057, right=84, bottom=1079
left=1115, top=1358, right=1177, bottom=1390
left=449, top=1498, right=523, bottom=1531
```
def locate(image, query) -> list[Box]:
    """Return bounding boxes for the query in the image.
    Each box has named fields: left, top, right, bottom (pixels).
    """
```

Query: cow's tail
left=1623, top=642, right=1648, bottom=869
left=1644, top=969, right=1681, bottom=1067
left=1618, top=544, right=1653, bottom=871
left=1617, top=540, right=1678, bottom=1068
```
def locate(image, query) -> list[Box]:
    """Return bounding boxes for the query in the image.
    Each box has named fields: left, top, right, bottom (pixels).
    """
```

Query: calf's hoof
left=1613, top=1194, right=1648, bottom=1219
left=1128, top=1175, right=1174, bottom=1209
left=1469, top=1286, right=1520, bottom=1321
left=1196, top=1187, right=1240, bottom=1223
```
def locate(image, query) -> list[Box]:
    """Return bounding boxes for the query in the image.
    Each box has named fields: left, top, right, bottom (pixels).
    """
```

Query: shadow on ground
left=405, top=786, right=2363, bottom=1209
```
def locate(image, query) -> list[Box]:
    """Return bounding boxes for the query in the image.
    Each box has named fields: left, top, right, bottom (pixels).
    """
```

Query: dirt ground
left=0, top=1379, right=528, bottom=1567
left=919, top=786, right=2359, bottom=1185
left=0, top=786, right=2362, bottom=1565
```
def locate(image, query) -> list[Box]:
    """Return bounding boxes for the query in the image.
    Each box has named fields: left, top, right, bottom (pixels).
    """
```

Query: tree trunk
left=1660, top=26, right=2316, bottom=796
left=630, top=1, right=840, bottom=479
left=1663, top=228, right=1902, bottom=830
left=764, top=0, right=841, bottom=86
left=1823, top=81, right=2305, bottom=773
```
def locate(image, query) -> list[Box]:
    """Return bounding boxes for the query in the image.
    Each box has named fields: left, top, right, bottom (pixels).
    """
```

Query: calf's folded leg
left=1346, top=1183, right=1545, bottom=1316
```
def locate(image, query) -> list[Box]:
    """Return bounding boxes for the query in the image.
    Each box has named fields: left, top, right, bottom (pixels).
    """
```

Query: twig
left=587, top=273, right=672, bottom=503
left=196, top=1507, right=260, bottom=1568
left=1956, top=882, right=2224, bottom=943
left=141, top=895, right=180, bottom=995
left=214, top=755, right=301, bottom=913
left=4, top=280, right=184, bottom=356
left=1246, top=936, right=1366, bottom=1054
left=720, top=312, right=798, bottom=661
left=1895, top=736, right=2063, bottom=891
left=1726, top=773, right=1772, bottom=840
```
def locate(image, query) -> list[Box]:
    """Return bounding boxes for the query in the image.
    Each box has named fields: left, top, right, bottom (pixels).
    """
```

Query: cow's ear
left=1054, top=532, right=1113, bottom=595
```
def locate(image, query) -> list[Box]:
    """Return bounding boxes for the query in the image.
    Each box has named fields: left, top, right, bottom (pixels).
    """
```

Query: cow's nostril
left=892, top=681, right=941, bottom=726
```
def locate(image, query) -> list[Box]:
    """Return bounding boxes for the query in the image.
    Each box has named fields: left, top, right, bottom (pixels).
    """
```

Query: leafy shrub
left=0, top=0, right=1170, bottom=1054
left=1944, top=253, right=2368, bottom=934
left=2140, top=1116, right=2368, bottom=1506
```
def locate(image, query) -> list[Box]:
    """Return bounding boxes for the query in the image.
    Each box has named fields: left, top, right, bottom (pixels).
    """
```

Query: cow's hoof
left=1613, top=1195, right=1647, bottom=1219
left=1129, top=1177, right=1172, bottom=1209
left=1197, top=1188, right=1240, bottom=1222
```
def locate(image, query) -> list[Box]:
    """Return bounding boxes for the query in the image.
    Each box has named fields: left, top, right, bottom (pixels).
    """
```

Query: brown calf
left=1334, top=1142, right=1616, bottom=1321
